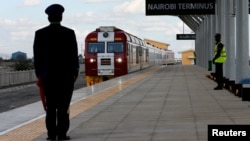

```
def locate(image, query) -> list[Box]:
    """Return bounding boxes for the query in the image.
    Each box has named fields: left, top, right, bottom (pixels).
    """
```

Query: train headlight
left=117, top=58, right=122, bottom=63
left=90, top=58, right=95, bottom=63
left=103, top=32, right=109, bottom=38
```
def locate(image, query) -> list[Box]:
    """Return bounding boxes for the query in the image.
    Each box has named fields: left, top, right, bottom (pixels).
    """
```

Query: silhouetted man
left=33, top=4, right=79, bottom=140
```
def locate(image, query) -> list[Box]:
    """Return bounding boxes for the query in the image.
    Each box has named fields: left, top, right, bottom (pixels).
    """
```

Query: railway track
left=0, top=74, right=86, bottom=113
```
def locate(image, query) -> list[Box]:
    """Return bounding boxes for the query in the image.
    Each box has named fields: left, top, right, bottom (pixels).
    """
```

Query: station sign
left=176, top=34, right=196, bottom=40
left=146, top=0, right=215, bottom=16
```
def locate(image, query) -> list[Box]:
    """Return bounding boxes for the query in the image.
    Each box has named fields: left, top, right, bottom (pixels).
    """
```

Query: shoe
left=58, top=136, right=70, bottom=140
left=46, top=137, right=56, bottom=141
left=214, top=86, right=223, bottom=90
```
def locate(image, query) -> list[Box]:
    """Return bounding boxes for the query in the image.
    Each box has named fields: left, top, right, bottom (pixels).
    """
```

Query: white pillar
left=236, top=0, right=249, bottom=83
left=201, top=21, right=206, bottom=68
left=207, top=16, right=211, bottom=63
left=196, top=25, right=202, bottom=66
left=211, top=15, right=216, bottom=72
left=219, top=0, right=225, bottom=42
left=225, top=0, right=236, bottom=80
left=204, top=16, right=210, bottom=70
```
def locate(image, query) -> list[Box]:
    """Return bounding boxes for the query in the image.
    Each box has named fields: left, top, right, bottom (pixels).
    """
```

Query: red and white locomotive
left=84, top=26, right=174, bottom=86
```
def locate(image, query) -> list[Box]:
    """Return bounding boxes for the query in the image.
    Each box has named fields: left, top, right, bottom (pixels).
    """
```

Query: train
left=84, top=26, right=175, bottom=86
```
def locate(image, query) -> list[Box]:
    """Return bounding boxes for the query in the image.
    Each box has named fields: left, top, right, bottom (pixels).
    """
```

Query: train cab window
left=87, top=42, right=105, bottom=53
left=107, top=42, right=124, bottom=53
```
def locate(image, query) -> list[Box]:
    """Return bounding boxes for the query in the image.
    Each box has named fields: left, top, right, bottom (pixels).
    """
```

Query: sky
left=0, top=0, right=194, bottom=59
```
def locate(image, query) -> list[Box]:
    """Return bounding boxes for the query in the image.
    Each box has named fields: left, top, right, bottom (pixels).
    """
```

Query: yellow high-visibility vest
left=214, top=42, right=226, bottom=63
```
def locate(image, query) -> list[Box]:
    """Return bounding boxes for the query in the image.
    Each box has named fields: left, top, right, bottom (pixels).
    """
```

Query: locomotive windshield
left=107, top=42, right=124, bottom=53
left=87, top=42, right=105, bottom=53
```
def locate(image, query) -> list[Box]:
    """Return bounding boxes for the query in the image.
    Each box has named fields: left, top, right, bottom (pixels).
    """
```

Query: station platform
left=1, top=65, right=250, bottom=141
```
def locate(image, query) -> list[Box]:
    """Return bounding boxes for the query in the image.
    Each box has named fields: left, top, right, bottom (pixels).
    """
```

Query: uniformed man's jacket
left=33, top=23, right=79, bottom=80
left=214, top=42, right=226, bottom=63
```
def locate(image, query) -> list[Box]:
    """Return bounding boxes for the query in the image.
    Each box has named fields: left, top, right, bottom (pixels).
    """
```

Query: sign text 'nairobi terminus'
left=146, top=0, right=215, bottom=16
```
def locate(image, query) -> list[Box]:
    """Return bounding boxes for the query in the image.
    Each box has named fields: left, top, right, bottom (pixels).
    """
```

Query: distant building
left=178, top=49, right=195, bottom=65
left=144, top=39, right=170, bottom=50
left=11, top=51, right=27, bottom=61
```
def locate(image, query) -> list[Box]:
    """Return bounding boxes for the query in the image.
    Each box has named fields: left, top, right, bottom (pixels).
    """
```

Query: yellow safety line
left=0, top=67, right=159, bottom=141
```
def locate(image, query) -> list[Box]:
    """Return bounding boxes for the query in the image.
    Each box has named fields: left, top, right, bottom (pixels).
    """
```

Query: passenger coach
left=84, top=26, right=174, bottom=86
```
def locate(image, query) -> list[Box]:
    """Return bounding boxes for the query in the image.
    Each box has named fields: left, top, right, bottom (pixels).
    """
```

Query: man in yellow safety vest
left=212, top=33, right=227, bottom=90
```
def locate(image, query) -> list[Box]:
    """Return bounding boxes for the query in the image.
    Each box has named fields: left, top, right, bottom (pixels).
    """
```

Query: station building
left=178, top=49, right=195, bottom=65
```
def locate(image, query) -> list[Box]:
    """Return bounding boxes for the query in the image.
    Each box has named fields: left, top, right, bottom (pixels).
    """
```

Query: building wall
left=181, top=51, right=195, bottom=65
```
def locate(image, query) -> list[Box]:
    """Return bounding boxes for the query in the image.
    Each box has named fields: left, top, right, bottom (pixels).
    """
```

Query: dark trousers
left=215, top=63, right=223, bottom=87
left=43, top=78, right=74, bottom=138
